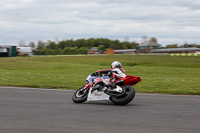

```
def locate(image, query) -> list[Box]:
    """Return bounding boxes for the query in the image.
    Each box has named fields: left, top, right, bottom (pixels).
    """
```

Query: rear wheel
left=72, top=87, right=89, bottom=103
left=110, top=85, right=135, bottom=105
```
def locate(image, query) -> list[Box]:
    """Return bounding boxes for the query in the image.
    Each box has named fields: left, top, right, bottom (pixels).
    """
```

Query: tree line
left=19, top=38, right=139, bottom=55
left=165, top=43, right=200, bottom=48
left=18, top=37, right=200, bottom=55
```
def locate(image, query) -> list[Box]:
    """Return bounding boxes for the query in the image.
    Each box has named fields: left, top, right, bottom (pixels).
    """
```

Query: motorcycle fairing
left=86, top=74, right=109, bottom=84
left=87, top=87, right=110, bottom=102
left=119, top=75, right=141, bottom=85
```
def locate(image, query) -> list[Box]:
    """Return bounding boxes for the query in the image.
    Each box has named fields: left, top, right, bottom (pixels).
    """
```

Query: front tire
left=72, top=87, right=88, bottom=103
left=110, top=85, right=135, bottom=105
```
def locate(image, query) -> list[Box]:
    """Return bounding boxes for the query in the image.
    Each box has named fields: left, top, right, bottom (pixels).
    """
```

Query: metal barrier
left=170, top=54, right=200, bottom=56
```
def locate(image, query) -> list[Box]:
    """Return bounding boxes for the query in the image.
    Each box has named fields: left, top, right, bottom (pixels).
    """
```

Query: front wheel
left=72, top=87, right=89, bottom=103
left=110, top=85, right=135, bottom=105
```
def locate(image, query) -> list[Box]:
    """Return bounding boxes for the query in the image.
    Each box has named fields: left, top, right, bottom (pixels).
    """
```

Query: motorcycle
left=72, top=72, right=141, bottom=105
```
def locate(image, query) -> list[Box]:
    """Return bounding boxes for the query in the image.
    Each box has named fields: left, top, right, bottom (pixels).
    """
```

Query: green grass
left=0, top=55, right=200, bottom=95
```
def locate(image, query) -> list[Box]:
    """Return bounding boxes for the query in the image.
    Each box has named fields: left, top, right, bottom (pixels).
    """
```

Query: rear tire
left=110, top=85, right=135, bottom=106
left=72, top=87, right=88, bottom=103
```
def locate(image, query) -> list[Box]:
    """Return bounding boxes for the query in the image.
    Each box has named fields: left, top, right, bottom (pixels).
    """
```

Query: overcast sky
left=1, top=0, right=200, bottom=46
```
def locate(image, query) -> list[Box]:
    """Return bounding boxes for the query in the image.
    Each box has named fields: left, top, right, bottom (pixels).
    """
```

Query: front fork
left=82, top=83, right=92, bottom=93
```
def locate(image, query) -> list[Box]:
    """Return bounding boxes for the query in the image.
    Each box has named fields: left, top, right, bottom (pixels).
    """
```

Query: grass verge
left=0, top=55, right=199, bottom=95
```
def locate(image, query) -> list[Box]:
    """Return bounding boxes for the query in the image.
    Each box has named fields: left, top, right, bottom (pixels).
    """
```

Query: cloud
left=0, top=0, right=200, bottom=45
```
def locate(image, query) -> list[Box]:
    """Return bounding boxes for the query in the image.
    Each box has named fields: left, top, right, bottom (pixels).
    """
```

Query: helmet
left=111, top=61, right=121, bottom=68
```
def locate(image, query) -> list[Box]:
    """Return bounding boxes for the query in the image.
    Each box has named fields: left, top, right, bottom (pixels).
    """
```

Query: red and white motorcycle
left=72, top=72, right=141, bottom=105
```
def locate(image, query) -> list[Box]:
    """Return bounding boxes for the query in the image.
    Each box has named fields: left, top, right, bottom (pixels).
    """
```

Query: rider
left=91, top=61, right=126, bottom=91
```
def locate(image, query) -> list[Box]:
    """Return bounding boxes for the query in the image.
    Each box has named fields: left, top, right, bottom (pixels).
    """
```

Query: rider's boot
left=91, top=84, right=100, bottom=93
left=115, top=80, right=124, bottom=86
left=105, top=82, right=116, bottom=88
left=105, top=82, right=120, bottom=93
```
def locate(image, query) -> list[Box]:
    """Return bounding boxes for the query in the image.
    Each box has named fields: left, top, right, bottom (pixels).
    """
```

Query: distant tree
left=57, top=41, right=64, bottom=49
left=193, top=44, right=200, bottom=48
left=39, top=48, right=48, bottom=55
left=78, top=47, right=88, bottom=54
left=47, top=41, right=57, bottom=49
left=76, top=38, right=86, bottom=48
left=98, top=45, right=105, bottom=51
left=150, top=37, right=157, bottom=43
left=112, top=40, right=120, bottom=49
left=63, top=47, right=70, bottom=54
left=37, top=40, right=46, bottom=49
left=28, top=42, right=35, bottom=48
left=34, top=38, right=144, bottom=55
left=180, top=42, right=194, bottom=48
left=18, top=40, right=26, bottom=47
left=68, top=47, right=78, bottom=54
left=129, top=41, right=139, bottom=49
left=121, top=42, right=128, bottom=49
left=179, top=43, right=200, bottom=48
left=166, top=44, right=178, bottom=48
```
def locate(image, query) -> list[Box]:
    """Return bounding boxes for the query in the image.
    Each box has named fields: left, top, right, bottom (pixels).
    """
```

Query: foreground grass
left=0, top=55, right=200, bottom=95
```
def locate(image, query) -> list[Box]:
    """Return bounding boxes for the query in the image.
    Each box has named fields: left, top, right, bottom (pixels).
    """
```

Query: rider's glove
left=91, top=72, right=97, bottom=76
left=91, top=70, right=101, bottom=76
left=96, top=70, right=101, bottom=76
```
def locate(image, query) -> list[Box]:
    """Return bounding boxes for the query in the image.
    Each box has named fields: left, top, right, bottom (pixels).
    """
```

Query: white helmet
left=111, top=61, right=122, bottom=68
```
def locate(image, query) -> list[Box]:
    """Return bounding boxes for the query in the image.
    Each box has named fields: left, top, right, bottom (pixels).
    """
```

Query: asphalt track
left=0, top=87, right=199, bottom=133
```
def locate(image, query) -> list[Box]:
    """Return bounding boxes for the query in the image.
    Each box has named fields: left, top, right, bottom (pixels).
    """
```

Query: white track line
left=0, top=86, right=74, bottom=92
